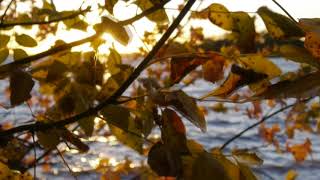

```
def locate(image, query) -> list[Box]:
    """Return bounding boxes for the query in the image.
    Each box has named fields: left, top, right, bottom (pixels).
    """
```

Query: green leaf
left=9, top=69, right=35, bottom=106
left=15, top=34, right=37, bottom=47
left=166, top=90, right=207, bottom=132
left=63, top=17, right=88, bottom=31
left=13, top=49, right=28, bottom=61
left=105, top=0, right=118, bottom=14
left=0, top=48, right=9, bottom=64
left=79, top=116, right=95, bottom=136
left=257, top=6, right=304, bottom=39
left=94, top=16, right=130, bottom=45
left=135, top=0, right=168, bottom=23
left=0, top=35, right=10, bottom=48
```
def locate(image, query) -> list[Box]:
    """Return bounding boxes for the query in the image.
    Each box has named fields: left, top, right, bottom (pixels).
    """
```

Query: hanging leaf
left=94, top=16, right=130, bottom=45
left=13, top=49, right=28, bottom=61
left=191, top=152, right=230, bottom=180
left=166, top=91, right=207, bottom=132
left=211, top=149, right=241, bottom=180
left=206, top=3, right=234, bottom=30
left=239, top=55, right=282, bottom=78
left=101, top=105, right=130, bottom=130
left=78, top=116, right=95, bottom=136
left=232, top=149, right=263, bottom=166
left=170, top=57, right=207, bottom=85
left=46, top=60, right=69, bottom=82
left=60, top=129, right=89, bottom=152
left=286, top=170, right=298, bottom=180
left=0, top=35, right=10, bottom=48
left=279, top=44, right=320, bottom=68
left=202, top=55, right=225, bottom=83
left=255, top=72, right=320, bottom=99
left=257, top=6, right=304, bottom=39
left=147, top=142, right=181, bottom=177
left=134, top=0, right=168, bottom=23
left=105, top=0, right=118, bottom=14
left=238, top=162, right=258, bottom=180
left=0, top=48, right=9, bottom=64
left=37, top=129, right=61, bottom=149
left=286, top=138, right=312, bottom=162
left=107, top=48, right=122, bottom=74
left=161, top=108, right=189, bottom=154
left=201, top=65, right=267, bottom=99
left=231, top=12, right=255, bottom=53
left=9, top=69, right=35, bottom=106
left=15, top=34, right=38, bottom=47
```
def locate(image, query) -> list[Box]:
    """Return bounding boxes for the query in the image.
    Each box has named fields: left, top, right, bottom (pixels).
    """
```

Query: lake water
left=1, top=58, right=320, bottom=180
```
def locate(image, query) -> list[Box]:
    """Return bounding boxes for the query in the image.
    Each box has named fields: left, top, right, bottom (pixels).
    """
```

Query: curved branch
left=219, top=98, right=312, bottom=150
left=0, top=7, right=91, bottom=28
left=0, top=0, right=196, bottom=137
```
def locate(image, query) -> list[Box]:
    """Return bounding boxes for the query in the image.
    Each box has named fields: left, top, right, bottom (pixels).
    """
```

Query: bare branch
left=0, top=0, right=14, bottom=24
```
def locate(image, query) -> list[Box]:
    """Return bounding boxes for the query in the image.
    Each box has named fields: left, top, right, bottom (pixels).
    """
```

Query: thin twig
left=219, top=98, right=312, bottom=150
left=0, top=0, right=14, bottom=24
left=31, top=132, right=36, bottom=180
left=0, top=0, right=196, bottom=137
left=271, top=0, right=297, bottom=23
left=56, top=147, right=78, bottom=180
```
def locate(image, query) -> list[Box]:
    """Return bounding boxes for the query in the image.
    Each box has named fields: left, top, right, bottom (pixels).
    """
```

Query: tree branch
left=219, top=98, right=312, bottom=150
left=0, top=0, right=196, bottom=137
left=0, top=0, right=171, bottom=77
left=0, top=7, right=91, bottom=28
left=0, top=0, right=14, bottom=24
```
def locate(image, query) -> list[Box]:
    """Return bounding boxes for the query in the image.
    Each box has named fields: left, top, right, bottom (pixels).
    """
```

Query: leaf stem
left=271, top=0, right=297, bottom=24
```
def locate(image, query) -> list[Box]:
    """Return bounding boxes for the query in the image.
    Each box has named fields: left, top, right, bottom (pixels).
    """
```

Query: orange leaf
left=286, top=138, right=312, bottom=162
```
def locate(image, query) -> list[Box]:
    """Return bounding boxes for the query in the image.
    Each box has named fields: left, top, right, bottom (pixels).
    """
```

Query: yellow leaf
left=286, top=170, right=298, bottom=180
left=15, top=34, right=37, bottom=47
left=0, top=162, right=12, bottom=179
left=304, top=31, right=320, bottom=58
left=0, top=35, right=10, bottom=48
left=135, top=0, right=168, bottom=23
left=239, top=55, right=281, bottom=78
left=238, top=162, right=257, bottom=180
left=206, top=3, right=234, bottom=30
left=257, top=6, right=304, bottom=39
left=0, top=48, right=9, bottom=64
left=13, top=49, right=28, bottom=61
left=232, top=149, right=263, bottom=166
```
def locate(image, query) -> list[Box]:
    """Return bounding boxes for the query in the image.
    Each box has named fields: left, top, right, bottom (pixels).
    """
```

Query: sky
left=4, top=0, right=320, bottom=54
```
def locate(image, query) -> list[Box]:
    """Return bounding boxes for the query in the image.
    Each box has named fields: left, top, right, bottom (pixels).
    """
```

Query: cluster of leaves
left=1, top=0, right=320, bottom=179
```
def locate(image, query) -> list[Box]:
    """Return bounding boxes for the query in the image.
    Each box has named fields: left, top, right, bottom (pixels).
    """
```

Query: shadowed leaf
left=15, top=34, right=37, bottom=47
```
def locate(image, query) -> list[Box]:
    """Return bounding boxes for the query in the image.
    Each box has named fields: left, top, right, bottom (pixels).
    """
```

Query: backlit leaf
left=135, top=0, right=168, bottom=23
left=231, top=12, right=255, bottom=53
left=63, top=16, right=88, bottom=31
left=166, top=91, right=207, bottom=132
left=257, top=6, right=304, bottom=39
left=239, top=55, right=281, bottom=78
left=13, top=49, right=28, bottom=61
left=101, top=105, right=130, bottom=130
left=60, top=129, right=89, bottom=152
left=206, top=3, right=234, bottom=30
left=170, top=57, right=207, bottom=85
left=0, top=35, right=10, bottom=48
left=286, top=170, right=298, bottom=180
left=286, top=138, right=312, bottom=162
left=105, top=0, right=118, bottom=14
left=94, top=16, right=130, bottom=45
left=9, top=69, right=35, bottom=106
left=211, top=149, right=240, bottom=180
left=0, top=48, right=9, bottom=64
left=15, top=34, right=37, bottom=47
